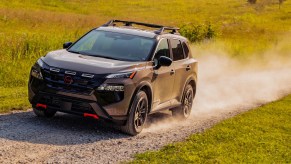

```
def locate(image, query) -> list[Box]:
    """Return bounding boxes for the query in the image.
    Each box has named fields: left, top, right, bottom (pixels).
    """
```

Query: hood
left=41, top=49, right=146, bottom=74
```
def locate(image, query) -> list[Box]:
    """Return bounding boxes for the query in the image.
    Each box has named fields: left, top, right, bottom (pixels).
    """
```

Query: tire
left=33, top=108, right=56, bottom=118
left=172, top=84, right=194, bottom=120
left=120, top=90, right=148, bottom=136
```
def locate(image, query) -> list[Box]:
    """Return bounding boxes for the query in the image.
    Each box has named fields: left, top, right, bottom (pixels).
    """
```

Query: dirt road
left=1, top=55, right=290, bottom=163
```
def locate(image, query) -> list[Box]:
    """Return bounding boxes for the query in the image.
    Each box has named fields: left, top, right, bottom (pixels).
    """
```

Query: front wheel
left=172, top=84, right=194, bottom=120
left=120, top=90, right=148, bottom=136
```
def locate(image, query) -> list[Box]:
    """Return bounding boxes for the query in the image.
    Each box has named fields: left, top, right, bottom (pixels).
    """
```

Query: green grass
left=130, top=95, right=291, bottom=163
left=0, top=87, right=29, bottom=113
left=0, top=0, right=291, bottom=112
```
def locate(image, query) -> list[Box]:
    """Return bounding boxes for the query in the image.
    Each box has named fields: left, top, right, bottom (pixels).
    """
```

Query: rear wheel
left=33, top=108, right=56, bottom=118
left=120, top=90, right=148, bottom=136
left=172, top=84, right=194, bottom=120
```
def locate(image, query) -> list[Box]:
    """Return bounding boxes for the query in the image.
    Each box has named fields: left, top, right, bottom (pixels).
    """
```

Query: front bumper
left=28, top=73, right=136, bottom=124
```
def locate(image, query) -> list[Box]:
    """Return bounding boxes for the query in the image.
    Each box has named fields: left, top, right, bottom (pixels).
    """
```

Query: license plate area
left=39, top=94, right=94, bottom=114
left=60, top=101, right=72, bottom=111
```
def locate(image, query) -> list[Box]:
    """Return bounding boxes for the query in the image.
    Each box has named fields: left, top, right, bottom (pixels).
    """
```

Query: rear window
left=68, top=30, right=155, bottom=61
left=171, top=39, right=185, bottom=61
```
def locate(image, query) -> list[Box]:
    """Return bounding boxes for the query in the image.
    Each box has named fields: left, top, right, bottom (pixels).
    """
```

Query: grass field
left=0, top=0, right=291, bottom=112
left=130, top=95, right=291, bottom=163
left=0, top=87, right=28, bottom=113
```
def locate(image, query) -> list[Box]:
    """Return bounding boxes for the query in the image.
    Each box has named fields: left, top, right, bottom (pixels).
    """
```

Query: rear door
left=170, top=39, right=193, bottom=102
left=152, top=38, right=175, bottom=108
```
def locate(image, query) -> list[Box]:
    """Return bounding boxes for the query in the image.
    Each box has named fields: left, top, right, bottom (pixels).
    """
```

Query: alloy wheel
left=134, top=98, right=147, bottom=129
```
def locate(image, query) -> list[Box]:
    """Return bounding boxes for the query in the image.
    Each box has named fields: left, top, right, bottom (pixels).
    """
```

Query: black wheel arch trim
left=126, top=80, right=153, bottom=116
left=179, top=76, right=197, bottom=102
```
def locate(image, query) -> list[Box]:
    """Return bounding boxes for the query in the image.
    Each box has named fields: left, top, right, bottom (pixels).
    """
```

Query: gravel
left=0, top=107, right=249, bottom=164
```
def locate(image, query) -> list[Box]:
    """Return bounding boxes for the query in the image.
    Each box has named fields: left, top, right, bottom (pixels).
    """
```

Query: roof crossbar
left=102, top=20, right=180, bottom=35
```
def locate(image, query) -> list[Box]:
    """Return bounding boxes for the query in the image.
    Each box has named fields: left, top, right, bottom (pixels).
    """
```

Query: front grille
left=42, top=68, right=106, bottom=95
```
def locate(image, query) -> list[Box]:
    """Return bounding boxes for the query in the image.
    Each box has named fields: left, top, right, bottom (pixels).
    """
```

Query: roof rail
left=102, top=20, right=180, bottom=35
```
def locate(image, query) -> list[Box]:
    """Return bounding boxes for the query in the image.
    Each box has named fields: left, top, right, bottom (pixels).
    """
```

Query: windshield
left=68, top=30, right=155, bottom=61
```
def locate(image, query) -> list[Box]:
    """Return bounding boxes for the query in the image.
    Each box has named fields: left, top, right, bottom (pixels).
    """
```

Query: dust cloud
left=144, top=44, right=291, bottom=133
left=193, top=54, right=291, bottom=115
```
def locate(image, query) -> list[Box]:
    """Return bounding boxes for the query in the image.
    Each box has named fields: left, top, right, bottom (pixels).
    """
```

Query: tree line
left=248, top=0, right=286, bottom=4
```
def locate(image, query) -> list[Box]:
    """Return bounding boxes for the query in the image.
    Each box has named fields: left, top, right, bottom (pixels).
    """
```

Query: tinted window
left=171, top=39, right=184, bottom=61
left=154, top=39, right=170, bottom=61
left=68, top=30, right=155, bottom=61
left=182, top=42, right=190, bottom=58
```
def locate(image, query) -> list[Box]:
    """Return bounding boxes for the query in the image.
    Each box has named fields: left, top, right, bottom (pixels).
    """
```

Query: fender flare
left=127, top=80, right=153, bottom=116
left=179, top=75, right=197, bottom=102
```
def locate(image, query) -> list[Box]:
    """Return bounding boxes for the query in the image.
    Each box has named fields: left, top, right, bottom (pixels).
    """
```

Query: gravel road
left=1, top=55, right=290, bottom=163
left=0, top=107, right=249, bottom=164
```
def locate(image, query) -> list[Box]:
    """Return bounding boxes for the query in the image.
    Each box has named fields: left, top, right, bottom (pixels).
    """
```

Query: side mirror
left=155, top=56, right=172, bottom=69
left=63, top=42, right=73, bottom=49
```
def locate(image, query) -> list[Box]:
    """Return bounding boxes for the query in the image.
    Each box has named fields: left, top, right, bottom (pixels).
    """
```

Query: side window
left=171, top=39, right=185, bottom=61
left=182, top=42, right=190, bottom=58
left=154, top=39, right=170, bottom=61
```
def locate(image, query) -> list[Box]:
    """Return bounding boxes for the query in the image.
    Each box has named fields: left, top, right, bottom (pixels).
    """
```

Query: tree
left=279, top=0, right=286, bottom=9
left=248, top=0, right=257, bottom=4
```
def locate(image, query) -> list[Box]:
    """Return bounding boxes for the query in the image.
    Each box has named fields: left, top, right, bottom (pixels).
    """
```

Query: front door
left=152, top=39, right=175, bottom=109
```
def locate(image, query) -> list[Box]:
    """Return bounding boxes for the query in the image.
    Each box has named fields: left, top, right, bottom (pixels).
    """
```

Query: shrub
left=279, top=0, right=286, bottom=4
left=179, top=23, right=217, bottom=42
left=248, top=0, right=257, bottom=4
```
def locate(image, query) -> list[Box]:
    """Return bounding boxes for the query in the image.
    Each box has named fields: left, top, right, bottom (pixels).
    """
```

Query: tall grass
left=0, top=0, right=290, bottom=112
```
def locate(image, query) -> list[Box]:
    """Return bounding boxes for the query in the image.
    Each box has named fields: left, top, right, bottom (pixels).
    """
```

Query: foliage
left=0, top=87, right=29, bottom=113
left=279, top=0, right=287, bottom=4
left=180, top=23, right=217, bottom=42
left=248, top=0, right=257, bottom=4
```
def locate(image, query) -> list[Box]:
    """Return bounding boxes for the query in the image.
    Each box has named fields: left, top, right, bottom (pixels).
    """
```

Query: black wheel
left=172, top=84, right=194, bottom=120
left=120, top=90, right=148, bottom=136
left=33, top=108, right=56, bottom=118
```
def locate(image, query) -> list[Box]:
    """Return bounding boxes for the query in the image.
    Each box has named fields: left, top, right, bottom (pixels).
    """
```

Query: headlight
left=36, top=58, right=45, bottom=67
left=30, top=59, right=45, bottom=80
left=106, top=71, right=136, bottom=79
left=97, top=84, right=124, bottom=92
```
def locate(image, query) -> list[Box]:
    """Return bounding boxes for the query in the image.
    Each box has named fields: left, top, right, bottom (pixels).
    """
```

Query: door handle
left=170, top=69, right=175, bottom=75
left=186, top=65, right=191, bottom=71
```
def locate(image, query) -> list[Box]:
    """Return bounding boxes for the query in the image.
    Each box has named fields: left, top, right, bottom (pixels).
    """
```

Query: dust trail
left=144, top=45, right=291, bottom=133
left=193, top=55, right=291, bottom=115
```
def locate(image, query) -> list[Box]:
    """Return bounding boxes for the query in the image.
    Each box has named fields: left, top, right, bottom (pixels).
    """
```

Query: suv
left=28, top=20, right=198, bottom=135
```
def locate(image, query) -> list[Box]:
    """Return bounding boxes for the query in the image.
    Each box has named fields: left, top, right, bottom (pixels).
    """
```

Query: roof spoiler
left=102, top=20, right=180, bottom=35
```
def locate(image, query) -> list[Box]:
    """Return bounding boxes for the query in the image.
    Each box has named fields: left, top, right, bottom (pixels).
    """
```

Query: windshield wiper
left=96, top=55, right=123, bottom=61
left=67, top=50, right=80, bottom=54
left=78, top=51, right=127, bottom=61
left=68, top=50, right=96, bottom=57
left=68, top=50, right=139, bottom=61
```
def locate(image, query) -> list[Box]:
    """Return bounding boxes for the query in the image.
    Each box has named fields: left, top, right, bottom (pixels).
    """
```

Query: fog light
left=97, top=84, right=124, bottom=92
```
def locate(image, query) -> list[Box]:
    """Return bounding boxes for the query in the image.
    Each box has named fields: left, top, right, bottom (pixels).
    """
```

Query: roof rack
left=102, top=20, right=180, bottom=35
